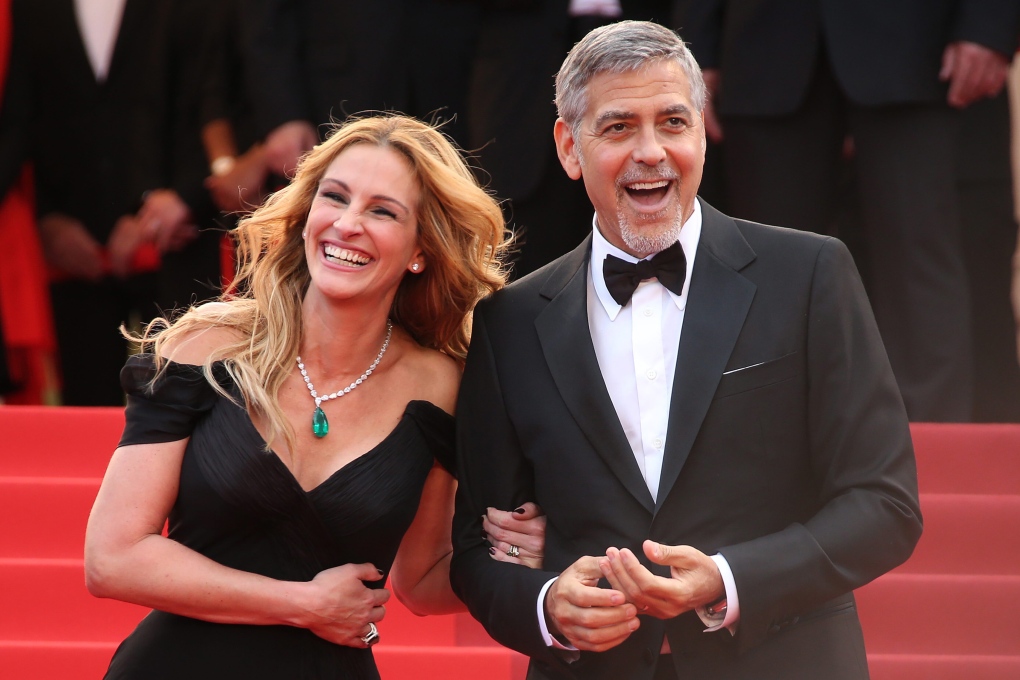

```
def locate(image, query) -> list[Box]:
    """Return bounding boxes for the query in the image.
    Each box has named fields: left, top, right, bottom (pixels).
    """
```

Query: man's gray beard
left=618, top=204, right=685, bottom=256
left=611, top=165, right=685, bottom=256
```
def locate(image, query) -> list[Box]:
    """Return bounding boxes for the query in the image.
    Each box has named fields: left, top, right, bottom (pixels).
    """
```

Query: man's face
left=554, top=60, right=706, bottom=258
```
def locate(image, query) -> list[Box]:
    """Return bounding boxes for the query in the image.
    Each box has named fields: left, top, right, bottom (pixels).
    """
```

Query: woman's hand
left=300, top=563, right=390, bottom=647
left=484, top=502, right=547, bottom=569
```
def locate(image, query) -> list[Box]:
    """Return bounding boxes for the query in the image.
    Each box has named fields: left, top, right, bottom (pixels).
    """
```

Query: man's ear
left=553, top=118, right=583, bottom=180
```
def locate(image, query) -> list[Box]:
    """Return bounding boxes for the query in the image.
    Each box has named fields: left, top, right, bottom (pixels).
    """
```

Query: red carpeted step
left=0, top=560, right=147, bottom=643
left=0, top=641, right=528, bottom=680
left=894, top=493, right=1020, bottom=574
left=910, top=423, right=1020, bottom=494
left=0, top=560, right=496, bottom=647
left=375, top=645, right=528, bottom=680
left=857, top=573, right=1020, bottom=655
left=0, top=478, right=99, bottom=558
left=0, top=407, right=122, bottom=477
left=0, top=640, right=118, bottom=680
left=868, top=653, right=1020, bottom=680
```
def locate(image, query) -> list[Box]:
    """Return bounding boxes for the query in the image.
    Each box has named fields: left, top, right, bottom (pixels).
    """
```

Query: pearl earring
left=411, top=263, right=420, bottom=272
left=301, top=229, right=307, bottom=239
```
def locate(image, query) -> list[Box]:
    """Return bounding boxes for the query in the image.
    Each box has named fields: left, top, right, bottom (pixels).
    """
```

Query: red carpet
left=1, top=408, right=1017, bottom=678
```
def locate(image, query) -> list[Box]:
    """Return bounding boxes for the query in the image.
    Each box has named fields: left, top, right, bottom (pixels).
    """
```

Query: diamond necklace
left=296, top=320, right=393, bottom=438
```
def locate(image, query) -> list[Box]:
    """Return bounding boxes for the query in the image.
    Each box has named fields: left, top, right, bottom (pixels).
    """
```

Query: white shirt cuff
left=696, top=554, right=740, bottom=635
left=537, top=577, right=580, bottom=651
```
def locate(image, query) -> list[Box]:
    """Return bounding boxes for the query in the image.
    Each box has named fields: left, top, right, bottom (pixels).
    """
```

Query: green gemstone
left=312, top=406, right=329, bottom=438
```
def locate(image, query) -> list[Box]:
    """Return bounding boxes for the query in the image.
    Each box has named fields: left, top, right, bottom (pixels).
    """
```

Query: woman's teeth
left=323, top=244, right=370, bottom=266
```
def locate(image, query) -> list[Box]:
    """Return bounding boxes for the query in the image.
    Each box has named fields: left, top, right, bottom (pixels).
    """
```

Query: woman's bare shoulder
left=160, top=303, right=247, bottom=366
left=398, top=339, right=462, bottom=415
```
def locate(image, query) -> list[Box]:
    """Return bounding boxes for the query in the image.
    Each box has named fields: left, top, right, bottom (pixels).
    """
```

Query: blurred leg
left=851, top=103, right=972, bottom=421
left=957, top=93, right=1020, bottom=422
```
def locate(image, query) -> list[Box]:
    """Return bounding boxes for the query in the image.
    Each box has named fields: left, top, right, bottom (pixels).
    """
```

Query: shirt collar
left=590, top=200, right=703, bottom=321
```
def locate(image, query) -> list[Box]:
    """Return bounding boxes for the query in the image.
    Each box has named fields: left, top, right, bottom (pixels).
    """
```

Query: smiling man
left=451, top=20, right=922, bottom=680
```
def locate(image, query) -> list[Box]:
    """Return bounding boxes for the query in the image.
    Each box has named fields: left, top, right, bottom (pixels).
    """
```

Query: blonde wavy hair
left=136, top=115, right=510, bottom=450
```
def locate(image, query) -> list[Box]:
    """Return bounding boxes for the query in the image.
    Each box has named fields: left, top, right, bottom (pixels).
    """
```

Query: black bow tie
left=602, top=241, right=687, bottom=306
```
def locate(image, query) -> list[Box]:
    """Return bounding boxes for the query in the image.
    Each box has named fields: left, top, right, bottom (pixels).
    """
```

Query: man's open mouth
left=623, top=179, right=673, bottom=206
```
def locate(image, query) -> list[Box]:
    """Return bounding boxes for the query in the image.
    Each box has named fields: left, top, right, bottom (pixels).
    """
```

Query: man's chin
left=619, top=214, right=684, bottom=255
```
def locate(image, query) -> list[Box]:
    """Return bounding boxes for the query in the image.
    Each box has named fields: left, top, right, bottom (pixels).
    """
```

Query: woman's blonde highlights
left=134, top=115, right=510, bottom=451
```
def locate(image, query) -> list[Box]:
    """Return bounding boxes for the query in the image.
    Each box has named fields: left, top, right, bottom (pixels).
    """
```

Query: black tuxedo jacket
left=0, top=0, right=171, bottom=240
left=240, top=0, right=479, bottom=145
left=451, top=200, right=922, bottom=680
left=671, top=0, right=1020, bottom=116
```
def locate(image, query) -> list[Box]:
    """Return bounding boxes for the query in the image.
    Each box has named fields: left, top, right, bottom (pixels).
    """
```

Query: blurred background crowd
left=1, top=0, right=1019, bottom=423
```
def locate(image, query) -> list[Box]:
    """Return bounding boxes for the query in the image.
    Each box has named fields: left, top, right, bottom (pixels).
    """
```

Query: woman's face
left=303, top=143, right=424, bottom=306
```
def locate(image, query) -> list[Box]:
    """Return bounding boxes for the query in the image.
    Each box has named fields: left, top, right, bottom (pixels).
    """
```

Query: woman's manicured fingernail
left=488, top=547, right=496, bottom=555
left=514, top=507, right=525, bottom=514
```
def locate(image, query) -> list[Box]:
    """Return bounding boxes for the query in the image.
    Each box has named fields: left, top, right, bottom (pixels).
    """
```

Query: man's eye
left=667, top=117, right=686, bottom=127
left=605, top=123, right=627, bottom=134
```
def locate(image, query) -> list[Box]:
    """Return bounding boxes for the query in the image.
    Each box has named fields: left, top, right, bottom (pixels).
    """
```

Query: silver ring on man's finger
left=361, top=621, right=380, bottom=646
left=506, top=544, right=520, bottom=558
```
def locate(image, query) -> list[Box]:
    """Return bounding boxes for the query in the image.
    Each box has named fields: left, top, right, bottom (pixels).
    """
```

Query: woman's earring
left=411, top=263, right=420, bottom=272
left=301, top=229, right=307, bottom=239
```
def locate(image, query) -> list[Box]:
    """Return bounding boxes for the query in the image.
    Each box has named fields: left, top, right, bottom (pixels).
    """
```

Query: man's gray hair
left=555, top=21, right=706, bottom=136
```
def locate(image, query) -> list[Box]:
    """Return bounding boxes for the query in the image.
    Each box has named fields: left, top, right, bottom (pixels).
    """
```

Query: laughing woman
left=84, top=115, right=543, bottom=679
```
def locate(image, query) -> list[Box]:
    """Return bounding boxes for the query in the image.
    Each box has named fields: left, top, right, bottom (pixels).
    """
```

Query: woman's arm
left=84, top=438, right=388, bottom=646
left=389, top=471, right=551, bottom=616
left=388, top=463, right=463, bottom=616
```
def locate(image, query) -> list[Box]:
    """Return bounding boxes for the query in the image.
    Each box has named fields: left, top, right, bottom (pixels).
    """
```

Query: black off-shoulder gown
left=103, top=354, right=455, bottom=680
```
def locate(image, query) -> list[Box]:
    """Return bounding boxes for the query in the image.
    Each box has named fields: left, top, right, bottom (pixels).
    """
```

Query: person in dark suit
left=0, top=0, right=221, bottom=405
left=468, top=0, right=673, bottom=278
left=240, top=0, right=480, bottom=179
left=450, top=21, right=922, bottom=680
left=670, top=0, right=1020, bottom=421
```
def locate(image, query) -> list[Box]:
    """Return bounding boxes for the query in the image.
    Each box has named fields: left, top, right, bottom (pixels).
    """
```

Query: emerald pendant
left=312, top=406, right=329, bottom=438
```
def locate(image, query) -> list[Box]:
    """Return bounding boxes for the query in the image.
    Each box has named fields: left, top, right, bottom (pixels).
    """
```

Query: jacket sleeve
left=950, top=0, right=1020, bottom=57
left=237, top=0, right=311, bottom=139
left=450, top=302, right=569, bottom=666
left=671, top=0, right=726, bottom=69
left=720, top=237, right=923, bottom=652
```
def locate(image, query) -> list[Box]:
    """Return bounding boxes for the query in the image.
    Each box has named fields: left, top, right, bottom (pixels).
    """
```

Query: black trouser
left=50, top=274, right=157, bottom=406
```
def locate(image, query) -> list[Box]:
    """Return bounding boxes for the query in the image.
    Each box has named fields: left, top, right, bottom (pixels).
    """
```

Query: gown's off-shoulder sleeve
left=119, top=354, right=222, bottom=447
left=404, top=400, right=456, bottom=476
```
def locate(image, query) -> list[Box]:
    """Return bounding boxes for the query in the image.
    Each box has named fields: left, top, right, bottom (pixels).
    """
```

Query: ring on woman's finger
left=506, top=544, right=520, bottom=558
left=361, top=622, right=380, bottom=646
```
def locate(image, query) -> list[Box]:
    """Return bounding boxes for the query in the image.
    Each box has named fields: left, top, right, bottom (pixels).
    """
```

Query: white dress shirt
left=74, top=0, right=127, bottom=82
left=538, top=201, right=740, bottom=650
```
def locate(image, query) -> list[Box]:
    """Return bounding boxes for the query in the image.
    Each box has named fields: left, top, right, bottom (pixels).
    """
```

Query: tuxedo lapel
left=60, top=0, right=101, bottom=88
left=655, top=202, right=757, bottom=512
left=107, top=0, right=145, bottom=85
left=534, top=238, right=655, bottom=514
